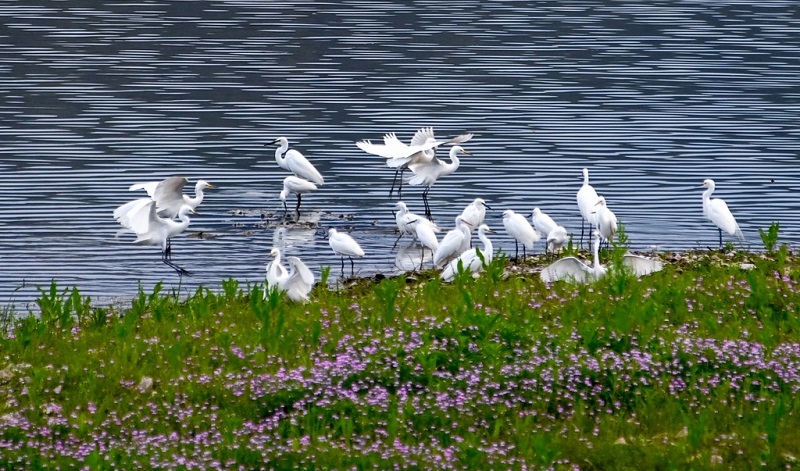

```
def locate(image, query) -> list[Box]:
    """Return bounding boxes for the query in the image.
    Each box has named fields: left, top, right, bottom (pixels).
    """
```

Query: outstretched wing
left=153, top=176, right=189, bottom=217
left=540, top=257, right=590, bottom=283
left=620, top=255, right=664, bottom=277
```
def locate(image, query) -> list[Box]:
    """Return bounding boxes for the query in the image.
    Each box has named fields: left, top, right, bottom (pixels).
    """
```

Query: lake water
left=1, top=0, right=799, bottom=310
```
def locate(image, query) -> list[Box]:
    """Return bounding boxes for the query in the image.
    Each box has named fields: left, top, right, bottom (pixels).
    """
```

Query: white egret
left=114, top=200, right=195, bottom=276
left=460, top=197, right=492, bottom=228
left=265, top=247, right=314, bottom=303
left=593, top=196, right=618, bottom=245
left=356, top=127, right=473, bottom=198
left=701, top=179, right=745, bottom=248
left=546, top=226, right=569, bottom=255
left=394, top=201, right=439, bottom=246
left=502, top=209, right=540, bottom=262
left=541, top=232, right=663, bottom=283
left=328, top=228, right=365, bottom=276
left=116, top=177, right=212, bottom=233
left=271, top=137, right=324, bottom=185
left=407, top=145, right=469, bottom=219
left=407, top=217, right=440, bottom=269
left=433, top=216, right=473, bottom=268
left=441, top=224, right=494, bottom=282
left=576, top=168, right=599, bottom=248
left=540, top=231, right=606, bottom=284
left=531, top=207, right=558, bottom=240
left=279, top=175, right=318, bottom=217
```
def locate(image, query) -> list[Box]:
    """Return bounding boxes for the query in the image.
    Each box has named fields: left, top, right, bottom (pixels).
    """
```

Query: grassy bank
left=1, top=242, right=800, bottom=469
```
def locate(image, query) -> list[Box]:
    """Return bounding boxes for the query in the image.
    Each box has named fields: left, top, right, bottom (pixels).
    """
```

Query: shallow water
left=1, top=0, right=799, bottom=309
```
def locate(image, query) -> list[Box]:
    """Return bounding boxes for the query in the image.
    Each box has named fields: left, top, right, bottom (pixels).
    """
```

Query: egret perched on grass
left=594, top=196, right=617, bottom=245
left=265, top=247, right=314, bottom=303
left=541, top=232, right=663, bottom=283
left=279, top=176, right=317, bottom=217
left=576, top=168, right=599, bottom=248
left=394, top=201, right=439, bottom=246
left=701, top=179, right=745, bottom=249
left=546, top=226, right=569, bottom=255
left=407, top=145, right=469, bottom=219
left=502, top=209, right=540, bottom=262
left=271, top=137, right=324, bottom=185
left=441, top=224, right=494, bottom=282
left=328, top=228, right=365, bottom=276
left=113, top=201, right=195, bottom=276
left=433, top=216, right=473, bottom=268
left=460, top=197, right=492, bottom=229
left=356, top=127, right=473, bottom=198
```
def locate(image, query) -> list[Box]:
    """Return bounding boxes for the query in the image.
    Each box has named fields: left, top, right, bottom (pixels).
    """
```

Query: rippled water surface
left=1, top=0, right=799, bottom=308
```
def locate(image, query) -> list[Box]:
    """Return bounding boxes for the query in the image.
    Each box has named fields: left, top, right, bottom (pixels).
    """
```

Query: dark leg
left=165, top=239, right=172, bottom=260
left=397, top=168, right=404, bottom=199
left=349, top=256, right=355, bottom=277
left=295, top=194, right=302, bottom=220
left=340, top=256, right=345, bottom=275
left=514, top=241, right=519, bottom=263
left=523, top=244, right=527, bottom=260
left=162, top=251, right=190, bottom=276
left=719, top=228, right=723, bottom=250
left=393, top=232, right=404, bottom=249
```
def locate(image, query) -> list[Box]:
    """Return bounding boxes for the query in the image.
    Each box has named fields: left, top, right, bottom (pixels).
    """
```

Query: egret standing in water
left=356, top=127, right=473, bottom=199
left=433, top=216, right=473, bottom=268
left=441, top=224, right=494, bottom=282
left=502, top=209, right=539, bottom=262
left=328, top=228, right=365, bottom=277
left=407, top=145, right=469, bottom=220
left=126, top=176, right=214, bottom=218
left=265, top=247, right=314, bottom=303
left=271, top=137, right=324, bottom=185
left=701, top=179, right=745, bottom=249
left=394, top=201, right=439, bottom=247
left=113, top=201, right=195, bottom=276
left=279, top=175, right=318, bottom=218
left=576, top=168, right=599, bottom=249
left=407, top=218, right=439, bottom=269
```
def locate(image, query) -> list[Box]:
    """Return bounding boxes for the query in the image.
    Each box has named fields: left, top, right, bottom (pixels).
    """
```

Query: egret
left=433, top=216, right=473, bottom=268
left=265, top=247, right=314, bottom=303
left=502, top=209, right=540, bottom=262
left=441, top=224, right=494, bottom=282
left=116, top=177, right=212, bottom=235
left=531, top=207, right=558, bottom=241
left=594, top=196, right=617, bottom=246
left=407, top=145, right=469, bottom=219
left=356, top=127, right=473, bottom=198
left=460, top=197, right=492, bottom=228
left=540, top=231, right=606, bottom=283
left=576, top=168, right=599, bottom=249
left=394, top=201, right=439, bottom=247
left=279, top=175, right=318, bottom=217
left=328, top=228, right=365, bottom=276
left=701, top=179, right=745, bottom=248
left=546, top=226, right=569, bottom=255
left=271, top=137, right=324, bottom=185
left=541, top=232, right=663, bottom=283
left=407, top=218, right=439, bottom=269
left=114, top=201, right=195, bottom=276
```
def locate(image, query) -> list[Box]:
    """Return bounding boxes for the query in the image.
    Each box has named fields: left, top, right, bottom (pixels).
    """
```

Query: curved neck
left=702, top=185, right=714, bottom=202
left=186, top=185, right=204, bottom=208
left=478, top=228, right=492, bottom=253
left=592, top=236, right=601, bottom=272
left=275, top=140, right=288, bottom=162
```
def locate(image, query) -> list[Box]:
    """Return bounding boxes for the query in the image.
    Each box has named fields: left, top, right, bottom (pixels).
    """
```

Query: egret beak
left=483, top=202, right=493, bottom=210
left=269, top=138, right=281, bottom=145
left=460, top=149, right=471, bottom=155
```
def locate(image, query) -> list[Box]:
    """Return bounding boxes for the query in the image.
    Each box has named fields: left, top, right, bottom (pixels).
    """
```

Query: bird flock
left=113, top=128, right=746, bottom=302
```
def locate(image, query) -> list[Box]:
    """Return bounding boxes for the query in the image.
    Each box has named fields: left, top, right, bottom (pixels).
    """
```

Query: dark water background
left=1, top=0, right=799, bottom=309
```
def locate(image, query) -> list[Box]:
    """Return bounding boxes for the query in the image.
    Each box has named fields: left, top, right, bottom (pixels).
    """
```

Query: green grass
left=1, top=249, right=800, bottom=469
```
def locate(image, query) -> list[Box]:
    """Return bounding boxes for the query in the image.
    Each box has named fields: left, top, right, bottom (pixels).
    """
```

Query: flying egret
left=546, top=226, right=569, bottom=255
left=407, top=218, right=440, bottom=269
left=502, top=209, right=540, bottom=262
left=594, top=196, right=618, bottom=246
left=271, top=137, right=324, bottom=185
left=265, top=247, right=314, bottom=303
left=328, top=228, right=365, bottom=276
left=541, top=232, right=663, bottom=283
left=460, top=197, right=492, bottom=229
left=356, top=127, right=473, bottom=198
left=407, top=145, right=469, bottom=219
left=114, top=201, right=195, bottom=276
left=441, top=224, right=494, bottom=282
left=279, top=175, right=318, bottom=217
left=701, top=179, right=745, bottom=249
left=433, top=216, right=473, bottom=268
left=126, top=176, right=214, bottom=219
left=394, top=201, right=439, bottom=246
left=576, top=168, right=599, bottom=249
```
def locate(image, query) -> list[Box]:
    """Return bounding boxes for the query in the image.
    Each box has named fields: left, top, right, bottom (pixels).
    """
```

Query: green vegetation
left=2, top=247, right=800, bottom=469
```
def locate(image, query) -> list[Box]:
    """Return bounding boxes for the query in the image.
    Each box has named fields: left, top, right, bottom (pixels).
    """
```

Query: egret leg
left=522, top=244, right=527, bottom=260
left=579, top=220, right=585, bottom=249
left=295, top=194, right=302, bottom=220
left=514, top=241, right=519, bottom=263
left=340, top=256, right=345, bottom=276
left=392, top=232, right=404, bottom=249
left=349, top=256, right=355, bottom=277
left=719, top=228, right=723, bottom=250
left=165, top=239, right=172, bottom=260
left=162, top=251, right=190, bottom=276
left=397, top=168, right=404, bottom=199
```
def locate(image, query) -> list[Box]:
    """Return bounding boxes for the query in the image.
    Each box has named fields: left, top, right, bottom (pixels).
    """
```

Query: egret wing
left=620, top=255, right=664, bottom=277
left=540, top=257, right=590, bottom=283
left=153, top=176, right=189, bottom=217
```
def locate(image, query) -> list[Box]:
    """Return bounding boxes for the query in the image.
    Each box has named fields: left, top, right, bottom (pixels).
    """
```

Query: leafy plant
left=759, top=222, right=780, bottom=253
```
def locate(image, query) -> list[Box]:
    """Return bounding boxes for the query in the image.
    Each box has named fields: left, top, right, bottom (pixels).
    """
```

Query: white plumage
left=701, top=179, right=744, bottom=247
left=279, top=175, right=318, bottom=215
left=441, top=224, right=494, bottom=282
left=272, top=136, right=324, bottom=185
left=408, top=145, right=469, bottom=218
left=328, top=228, right=365, bottom=276
left=546, top=226, right=569, bottom=254
left=531, top=207, right=558, bottom=239
left=433, top=216, right=473, bottom=268
left=118, top=177, right=212, bottom=224
left=460, top=197, right=491, bottom=229
left=502, top=209, right=540, bottom=260
left=576, top=168, right=599, bottom=247
left=594, top=196, right=618, bottom=244
left=265, top=247, right=314, bottom=303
